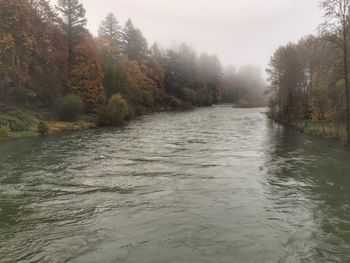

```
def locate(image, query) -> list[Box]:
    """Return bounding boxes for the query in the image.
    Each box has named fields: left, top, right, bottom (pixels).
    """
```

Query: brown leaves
left=70, top=37, right=106, bottom=112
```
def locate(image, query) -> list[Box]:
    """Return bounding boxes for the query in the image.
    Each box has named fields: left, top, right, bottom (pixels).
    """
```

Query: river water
left=1, top=107, right=350, bottom=263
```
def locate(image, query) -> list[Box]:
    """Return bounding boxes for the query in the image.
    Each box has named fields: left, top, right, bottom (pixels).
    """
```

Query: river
left=1, top=107, right=350, bottom=262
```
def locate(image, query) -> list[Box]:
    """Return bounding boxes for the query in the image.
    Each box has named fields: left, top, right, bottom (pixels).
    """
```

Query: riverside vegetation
left=267, top=0, right=350, bottom=143
left=0, top=0, right=267, bottom=138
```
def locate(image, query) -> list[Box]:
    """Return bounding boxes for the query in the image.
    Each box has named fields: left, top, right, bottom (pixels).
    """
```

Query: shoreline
left=0, top=106, right=196, bottom=140
left=1, top=105, right=267, bottom=140
left=268, top=114, right=348, bottom=143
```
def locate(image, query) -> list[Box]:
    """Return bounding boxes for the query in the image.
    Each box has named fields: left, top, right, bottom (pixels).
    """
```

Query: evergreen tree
left=121, top=19, right=149, bottom=63
left=56, top=0, right=87, bottom=73
left=98, top=13, right=122, bottom=46
left=29, top=0, right=68, bottom=103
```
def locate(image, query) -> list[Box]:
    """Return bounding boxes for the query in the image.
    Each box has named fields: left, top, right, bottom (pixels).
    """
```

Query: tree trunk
left=344, top=28, right=350, bottom=144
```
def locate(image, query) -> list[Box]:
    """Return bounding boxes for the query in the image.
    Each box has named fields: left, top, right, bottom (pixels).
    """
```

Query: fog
left=51, top=0, right=323, bottom=77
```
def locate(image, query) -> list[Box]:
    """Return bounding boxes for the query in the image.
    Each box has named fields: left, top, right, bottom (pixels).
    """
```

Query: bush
left=0, top=107, right=33, bottom=132
left=97, top=94, right=129, bottom=126
left=37, top=121, right=49, bottom=135
left=96, top=105, right=110, bottom=126
left=0, top=125, right=11, bottom=137
left=142, top=90, right=155, bottom=108
left=168, top=96, right=182, bottom=109
left=107, top=94, right=128, bottom=125
left=54, top=94, right=84, bottom=121
left=0, top=115, right=28, bottom=132
left=181, top=88, right=196, bottom=104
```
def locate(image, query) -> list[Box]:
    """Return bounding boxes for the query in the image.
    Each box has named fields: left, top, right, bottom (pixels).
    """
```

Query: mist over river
left=1, top=107, right=350, bottom=262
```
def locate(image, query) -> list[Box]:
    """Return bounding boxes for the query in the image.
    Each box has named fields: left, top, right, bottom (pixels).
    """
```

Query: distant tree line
left=267, top=0, right=350, bottom=143
left=220, top=65, right=267, bottom=107
left=0, top=0, right=225, bottom=119
left=0, top=0, right=268, bottom=122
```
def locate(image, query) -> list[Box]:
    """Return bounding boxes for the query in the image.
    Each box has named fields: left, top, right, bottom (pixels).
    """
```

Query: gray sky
left=52, top=0, right=324, bottom=74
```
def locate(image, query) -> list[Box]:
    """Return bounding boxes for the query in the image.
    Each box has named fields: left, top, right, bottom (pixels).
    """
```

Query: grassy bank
left=0, top=102, right=193, bottom=139
left=294, top=120, right=347, bottom=141
left=0, top=105, right=97, bottom=139
left=267, top=112, right=348, bottom=142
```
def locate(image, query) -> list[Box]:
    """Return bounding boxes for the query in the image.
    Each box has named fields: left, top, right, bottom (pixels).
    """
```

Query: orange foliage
left=0, top=0, right=35, bottom=94
left=70, top=35, right=106, bottom=112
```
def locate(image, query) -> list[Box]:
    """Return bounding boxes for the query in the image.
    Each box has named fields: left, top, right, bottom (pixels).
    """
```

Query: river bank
left=0, top=104, right=194, bottom=139
left=267, top=113, right=348, bottom=143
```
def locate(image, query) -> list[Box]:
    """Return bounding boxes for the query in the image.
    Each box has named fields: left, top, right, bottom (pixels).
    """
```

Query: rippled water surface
left=1, top=107, right=350, bottom=262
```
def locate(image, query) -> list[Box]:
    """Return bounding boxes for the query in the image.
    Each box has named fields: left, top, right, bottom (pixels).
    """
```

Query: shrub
left=54, top=94, right=84, bottom=121
left=0, top=115, right=26, bottom=132
left=96, top=105, right=110, bottom=126
left=0, top=107, right=33, bottom=132
left=125, top=104, right=136, bottom=120
left=168, top=96, right=182, bottom=109
left=37, top=121, right=49, bottom=135
left=97, top=94, right=129, bottom=126
left=107, top=94, right=128, bottom=125
left=142, top=90, right=155, bottom=108
left=0, top=125, right=11, bottom=137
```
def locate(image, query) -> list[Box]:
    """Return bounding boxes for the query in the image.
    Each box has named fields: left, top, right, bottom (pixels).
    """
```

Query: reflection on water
left=0, top=107, right=350, bottom=262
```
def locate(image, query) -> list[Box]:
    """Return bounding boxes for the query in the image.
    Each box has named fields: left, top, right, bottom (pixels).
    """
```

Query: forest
left=267, top=0, right=350, bottom=143
left=0, top=0, right=266, bottom=137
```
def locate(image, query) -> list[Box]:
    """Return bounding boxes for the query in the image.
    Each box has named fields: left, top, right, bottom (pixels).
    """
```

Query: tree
left=29, top=0, right=68, bottom=103
left=267, top=44, right=304, bottom=122
left=98, top=13, right=122, bottom=46
left=320, top=0, right=350, bottom=143
left=70, top=33, right=106, bottom=112
left=121, top=19, right=149, bottom=63
left=221, top=65, right=266, bottom=107
left=296, top=35, right=325, bottom=118
left=0, top=0, right=35, bottom=101
left=198, top=53, right=223, bottom=104
left=95, top=36, right=123, bottom=97
left=56, top=0, right=87, bottom=73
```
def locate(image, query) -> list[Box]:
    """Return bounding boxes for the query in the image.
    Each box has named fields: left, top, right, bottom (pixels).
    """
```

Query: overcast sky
left=51, top=0, right=324, bottom=74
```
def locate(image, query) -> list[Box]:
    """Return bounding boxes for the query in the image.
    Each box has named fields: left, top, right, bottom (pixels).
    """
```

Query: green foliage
left=0, top=125, right=11, bottom=137
left=0, top=108, right=33, bottom=132
left=107, top=94, right=128, bottom=125
left=54, top=94, right=84, bottom=121
left=37, top=121, right=49, bottom=135
left=97, top=93, right=128, bottom=126
left=121, top=19, right=149, bottom=63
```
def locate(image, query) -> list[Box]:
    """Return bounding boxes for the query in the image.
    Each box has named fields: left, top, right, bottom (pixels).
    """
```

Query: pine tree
left=56, top=0, right=87, bottom=73
left=121, top=19, right=149, bottom=63
left=29, top=0, right=68, bottom=103
left=98, top=13, right=122, bottom=46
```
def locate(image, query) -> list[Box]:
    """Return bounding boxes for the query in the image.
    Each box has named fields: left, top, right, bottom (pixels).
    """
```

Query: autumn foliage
left=70, top=34, right=106, bottom=112
left=0, top=0, right=224, bottom=125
